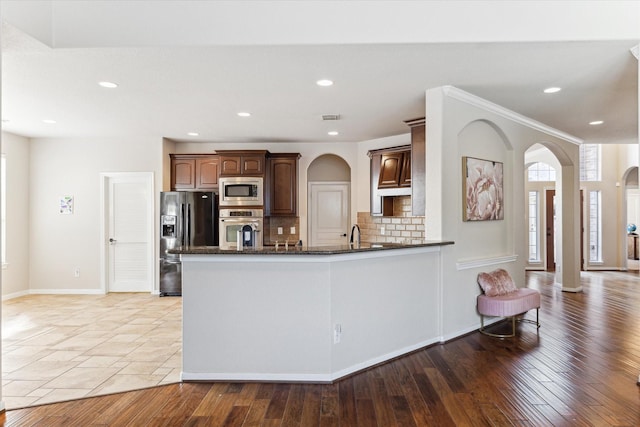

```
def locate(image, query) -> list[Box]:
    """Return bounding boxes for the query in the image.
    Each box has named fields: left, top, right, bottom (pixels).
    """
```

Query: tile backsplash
left=264, top=216, right=300, bottom=245
left=357, top=210, right=425, bottom=245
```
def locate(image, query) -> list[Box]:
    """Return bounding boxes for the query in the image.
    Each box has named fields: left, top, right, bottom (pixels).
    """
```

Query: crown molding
left=441, top=85, right=583, bottom=145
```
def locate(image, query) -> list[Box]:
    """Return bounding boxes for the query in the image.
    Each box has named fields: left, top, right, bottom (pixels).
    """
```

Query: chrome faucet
left=349, top=224, right=361, bottom=247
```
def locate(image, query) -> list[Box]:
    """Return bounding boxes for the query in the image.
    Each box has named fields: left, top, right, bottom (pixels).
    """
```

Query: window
left=528, top=162, right=556, bottom=182
left=580, top=144, right=601, bottom=181
left=528, top=191, right=539, bottom=261
left=1, top=154, right=5, bottom=265
left=589, top=190, right=602, bottom=262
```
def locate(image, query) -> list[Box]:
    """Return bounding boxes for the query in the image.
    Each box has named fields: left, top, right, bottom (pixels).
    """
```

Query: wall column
left=556, top=162, right=582, bottom=292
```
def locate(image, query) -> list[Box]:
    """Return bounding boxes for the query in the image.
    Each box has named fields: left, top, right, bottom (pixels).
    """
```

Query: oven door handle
left=220, top=218, right=260, bottom=223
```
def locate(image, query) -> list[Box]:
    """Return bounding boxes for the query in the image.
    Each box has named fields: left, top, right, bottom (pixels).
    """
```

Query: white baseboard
left=441, top=318, right=502, bottom=342
left=2, top=290, right=30, bottom=301
left=28, top=289, right=105, bottom=295
left=182, top=338, right=441, bottom=383
left=181, top=372, right=333, bottom=383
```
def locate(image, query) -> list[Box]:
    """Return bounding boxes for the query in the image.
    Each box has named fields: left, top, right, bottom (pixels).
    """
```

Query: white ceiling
left=1, top=1, right=639, bottom=144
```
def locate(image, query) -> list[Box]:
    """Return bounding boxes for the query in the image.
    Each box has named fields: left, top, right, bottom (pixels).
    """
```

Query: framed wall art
left=59, top=195, right=74, bottom=215
left=462, top=156, right=504, bottom=221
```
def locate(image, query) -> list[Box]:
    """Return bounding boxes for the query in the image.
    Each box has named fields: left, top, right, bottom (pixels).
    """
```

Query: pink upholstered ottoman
left=477, top=288, right=540, bottom=338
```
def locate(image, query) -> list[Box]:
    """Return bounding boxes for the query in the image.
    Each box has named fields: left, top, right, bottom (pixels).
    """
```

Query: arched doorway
left=524, top=142, right=582, bottom=291
left=307, top=154, right=351, bottom=246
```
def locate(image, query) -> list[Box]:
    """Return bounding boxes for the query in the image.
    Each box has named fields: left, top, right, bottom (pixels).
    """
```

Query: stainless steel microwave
left=219, top=176, right=263, bottom=206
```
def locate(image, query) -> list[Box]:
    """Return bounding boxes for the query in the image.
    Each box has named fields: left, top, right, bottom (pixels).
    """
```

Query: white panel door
left=309, top=182, right=349, bottom=246
left=106, top=174, right=153, bottom=292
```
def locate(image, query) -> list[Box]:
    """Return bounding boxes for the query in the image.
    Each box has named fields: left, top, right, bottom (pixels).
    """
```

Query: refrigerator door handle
left=186, top=203, right=191, bottom=247
left=180, top=203, right=186, bottom=247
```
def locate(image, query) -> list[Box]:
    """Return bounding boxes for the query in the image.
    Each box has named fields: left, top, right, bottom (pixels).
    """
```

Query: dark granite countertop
left=170, top=241, right=454, bottom=255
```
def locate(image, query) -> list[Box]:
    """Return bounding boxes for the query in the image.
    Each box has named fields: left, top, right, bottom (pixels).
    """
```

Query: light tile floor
left=2, top=293, right=182, bottom=409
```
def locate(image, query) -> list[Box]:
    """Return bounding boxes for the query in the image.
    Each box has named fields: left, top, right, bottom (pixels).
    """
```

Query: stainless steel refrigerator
left=159, top=191, right=218, bottom=296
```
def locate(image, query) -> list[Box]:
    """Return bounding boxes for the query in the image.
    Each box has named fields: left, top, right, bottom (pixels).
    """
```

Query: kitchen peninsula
left=173, top=241, right=454, bottom=383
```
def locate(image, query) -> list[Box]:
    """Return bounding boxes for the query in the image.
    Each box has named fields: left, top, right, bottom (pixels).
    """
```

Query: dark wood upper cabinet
left=241, top=155, right=265, bottom=175
left=368, top=116, right=425, bottom=217
left=170, top=154, right=220, bottom=191
left=375, top=147, right=412, bottom=190
left=400, top=151, right=411, bottom=187
left=378, top=152, right=405, bottom=188
left=171, top=157, right=196, bottom=189
left=368, top=145, right=411, bottom=216
left=219, top=156, right=241, bottom=175
left=196, top=157, right=220, bottom=189
left=217, top=150, right=267, bottom=176
left=265, top=153, right=300, bottom=216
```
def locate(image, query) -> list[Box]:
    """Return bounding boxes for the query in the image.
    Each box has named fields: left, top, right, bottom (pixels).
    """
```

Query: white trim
left=441, top=320, right=498, bottom=343
left=182, top=372, right=333, bottom=383
left=554, top=282, right=583, bottom=293
left=442, top=86, right=583, bottom=145
left=28, top=288, right=105, bottom=295
left=181, top=338, right=440, bottom=383
left=586, top=266, right=624, bottom=271
left=330, top=338, right=440, bottom=381
left=2, top=290, right=29, bottom=300
left=631, top=44, right=639, bottom=60
left=456, top=254, right=518, bottom=270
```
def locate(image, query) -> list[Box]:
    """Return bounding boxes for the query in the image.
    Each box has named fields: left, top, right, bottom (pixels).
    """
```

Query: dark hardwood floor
left=3, top=271, right=640, bottom=426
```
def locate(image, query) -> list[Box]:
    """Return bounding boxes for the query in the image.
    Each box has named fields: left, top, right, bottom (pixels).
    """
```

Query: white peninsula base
left=181, top=245, right=448, bottom=382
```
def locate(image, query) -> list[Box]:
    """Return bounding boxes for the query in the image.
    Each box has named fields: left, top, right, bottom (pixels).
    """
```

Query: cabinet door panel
left=220, top=156, right=241, bottom=175
left=241, top=156, right=264, bottom=175
left=400, top=151, right=411, bottom=187
left=172, top=159, right=196, bottom=189
left=270, top=160, right=296, bottom=215
left=378, top=153, right=404, bottom=188
left=196, top=157, right=219, bottom=189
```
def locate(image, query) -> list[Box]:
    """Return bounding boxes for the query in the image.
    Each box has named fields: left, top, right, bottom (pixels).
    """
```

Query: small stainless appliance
left=219, top=176, right=263, bottom=206
left=160, top=191, right=218, bottom=296
left=219, top=208, right=263, bottom=250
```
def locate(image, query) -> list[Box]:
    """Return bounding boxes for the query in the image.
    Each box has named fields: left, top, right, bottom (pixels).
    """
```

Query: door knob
left=341, top=233, right=347, bottom=237
left=109, top=238, right=117, bottom=244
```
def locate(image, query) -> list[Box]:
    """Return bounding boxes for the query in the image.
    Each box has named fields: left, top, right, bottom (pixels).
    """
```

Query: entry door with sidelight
left=104, top=173, right=154, bottom=292
left=308, top=182, right=350, bottom=246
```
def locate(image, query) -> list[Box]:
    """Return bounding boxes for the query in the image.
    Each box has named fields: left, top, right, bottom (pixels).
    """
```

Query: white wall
left=28, top=137, right=163, bottom=293
left=425, top=86, right=581, bottom=339
left=1, top=132, right=30, bottom=298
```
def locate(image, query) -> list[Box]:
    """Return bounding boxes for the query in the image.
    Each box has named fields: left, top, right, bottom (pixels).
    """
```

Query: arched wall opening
left=306, top=154, right=351, bottom=247
left=524, top=145, right=560, bottom=272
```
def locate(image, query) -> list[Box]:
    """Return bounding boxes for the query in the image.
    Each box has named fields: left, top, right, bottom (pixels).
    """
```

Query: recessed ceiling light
left=187, top=132, right=199, bottom=137
left=98, top=81, right=118, bottom=88
left=237, top=112, right=251, bottom=117
left=589, top=120, right=604, bottom=125
left=328, top=131, right=339, bottom=136
left=43, top=119, right=57, bottom=124
left=543, top=87, right=562, bottom=94
left=316, top=79, right=334, bottom=87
